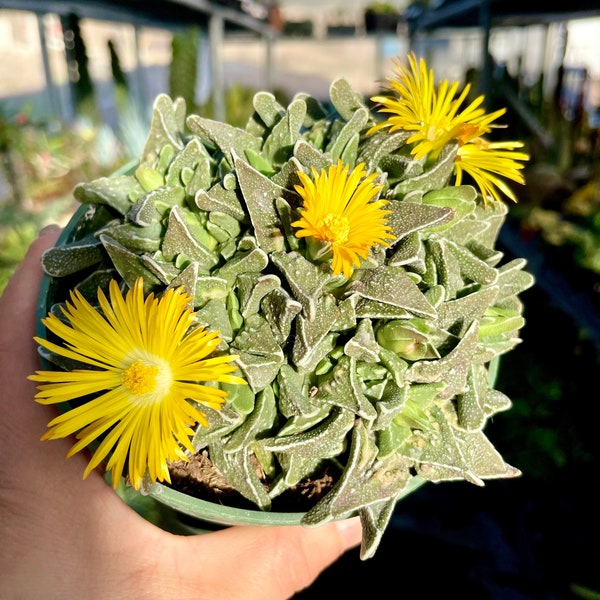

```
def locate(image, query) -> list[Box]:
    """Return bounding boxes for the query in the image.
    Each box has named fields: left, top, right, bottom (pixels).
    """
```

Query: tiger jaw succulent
left=32, top=54, right=533, bottom=559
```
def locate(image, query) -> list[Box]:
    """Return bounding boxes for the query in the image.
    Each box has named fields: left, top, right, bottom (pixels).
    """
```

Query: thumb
left=0, top=223, right=62, bottom=313
left=172, top=518, right=362, bottom=600
left=0, top=221, right=62, bottom=385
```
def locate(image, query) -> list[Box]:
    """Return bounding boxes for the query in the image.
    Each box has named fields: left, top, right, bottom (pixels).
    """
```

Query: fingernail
left=39, top=224, right=61, bottom=236
left=334, top=516, right=362, bottom=550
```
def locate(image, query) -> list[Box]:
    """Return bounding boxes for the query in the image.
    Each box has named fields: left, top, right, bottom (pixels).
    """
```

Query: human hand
left=0, top=225, right=362, bottom=600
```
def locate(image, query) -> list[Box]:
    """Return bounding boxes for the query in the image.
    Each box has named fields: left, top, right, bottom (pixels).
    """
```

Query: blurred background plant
left=0, top=101, right=124, bottom=294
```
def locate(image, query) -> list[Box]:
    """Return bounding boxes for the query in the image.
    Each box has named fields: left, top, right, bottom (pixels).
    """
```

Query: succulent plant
left=35, top=57, right=534, bottom=559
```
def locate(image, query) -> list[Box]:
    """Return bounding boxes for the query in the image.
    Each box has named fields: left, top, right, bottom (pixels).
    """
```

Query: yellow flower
left=29, top=277, right=246, bottom=491
left=368, top=52, right=506, bottom=160
left=291, top=160, right=394, bottom=278
left=368, top=52, right=529, bottom=202
left=455, top=139, right=530, bottom=203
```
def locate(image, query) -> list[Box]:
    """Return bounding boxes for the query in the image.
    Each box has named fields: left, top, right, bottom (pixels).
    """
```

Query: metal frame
left=0, top=0, right=277, bottom=122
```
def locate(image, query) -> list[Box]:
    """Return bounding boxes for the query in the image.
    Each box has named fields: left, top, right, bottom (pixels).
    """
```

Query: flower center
left=121, top=359, right=160, bottom=396
left=320, top=213, right=350, bottom=244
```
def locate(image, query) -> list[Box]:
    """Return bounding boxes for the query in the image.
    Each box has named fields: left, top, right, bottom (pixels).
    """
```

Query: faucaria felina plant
left=31, top=53, right=533, bottom=559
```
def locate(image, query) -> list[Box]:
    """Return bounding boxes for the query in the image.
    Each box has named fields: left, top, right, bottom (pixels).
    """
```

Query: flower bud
left=376, top=320, right=431, bottom=360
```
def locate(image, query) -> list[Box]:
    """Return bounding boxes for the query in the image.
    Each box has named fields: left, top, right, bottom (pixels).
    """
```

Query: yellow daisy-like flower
left=291, top=160, right=394, bottom=278
left=455, top=138, right=530, bottom=203
left=368, top=52, right=529, bottom=202
left=29, top=277, right=246, bottom=491
left=368, top=52, right=506, bottom=160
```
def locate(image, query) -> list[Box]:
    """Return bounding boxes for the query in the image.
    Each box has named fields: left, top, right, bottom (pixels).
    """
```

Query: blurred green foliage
left=0, top=196, right=74, bottom=296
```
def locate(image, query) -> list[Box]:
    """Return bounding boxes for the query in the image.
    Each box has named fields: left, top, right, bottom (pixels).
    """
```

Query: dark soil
left=167, top=450, right=337, bottom=513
